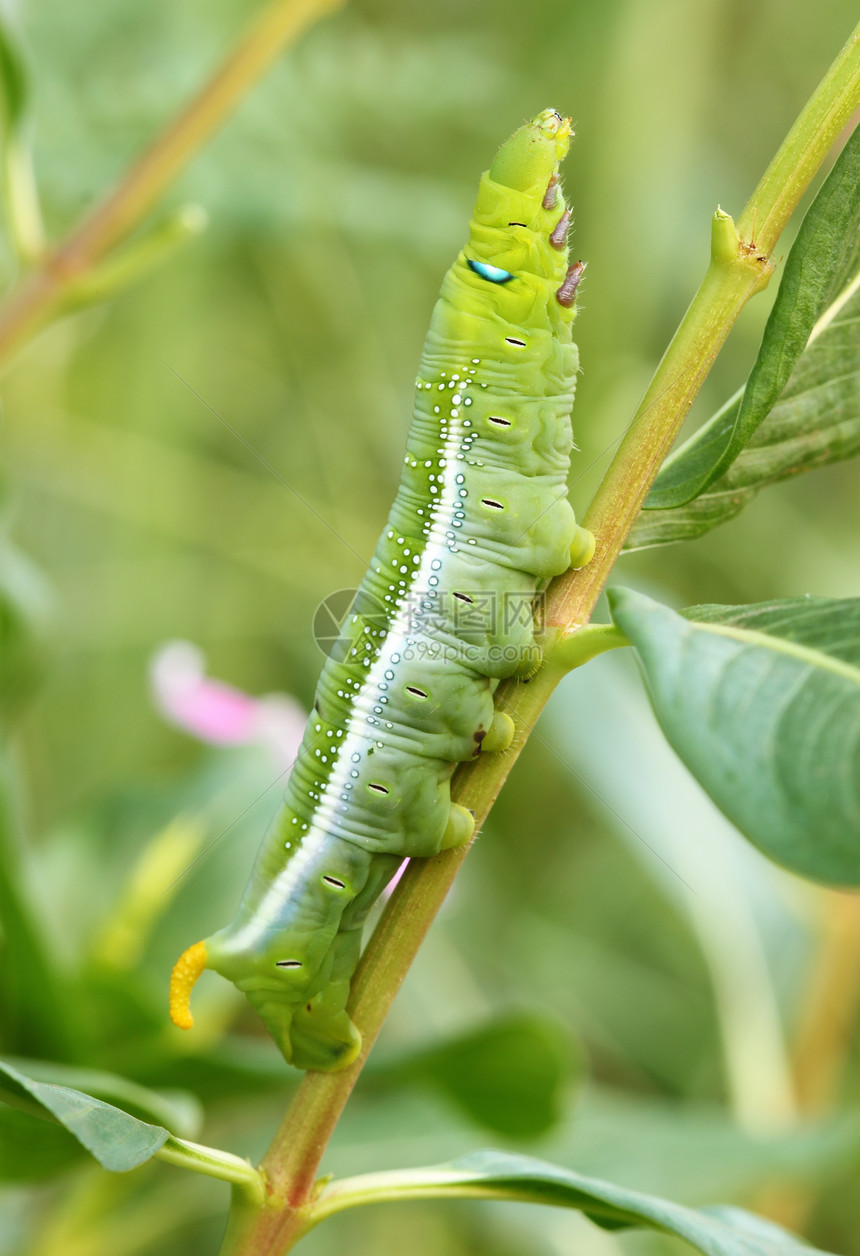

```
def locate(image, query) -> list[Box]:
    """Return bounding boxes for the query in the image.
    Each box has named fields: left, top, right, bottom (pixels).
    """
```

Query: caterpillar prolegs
left=169, top=109, right=593, bottom=1071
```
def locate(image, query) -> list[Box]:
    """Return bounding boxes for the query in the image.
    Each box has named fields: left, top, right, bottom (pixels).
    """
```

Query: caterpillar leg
left=481, top=710, right=515, bottom=753
left=513, top=646, right=544, bottom=681
left=440, top=802, right=476, bottom=850
left=570, top=525, right=596, bottom=569
left=290, top=984, right=362, bottom=1072
left=169, top=940, right=208, bottom=1030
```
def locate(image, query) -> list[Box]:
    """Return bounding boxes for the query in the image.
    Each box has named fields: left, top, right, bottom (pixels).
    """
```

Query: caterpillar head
left=459, top=108, right=580, bottom=315
left=489, top=108, right=573, bottom=196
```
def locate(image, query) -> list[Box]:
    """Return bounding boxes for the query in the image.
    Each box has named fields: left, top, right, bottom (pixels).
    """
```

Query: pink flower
left=151, top=642, right=415, bottom=896
left=149, top=641, right=306, bottom=769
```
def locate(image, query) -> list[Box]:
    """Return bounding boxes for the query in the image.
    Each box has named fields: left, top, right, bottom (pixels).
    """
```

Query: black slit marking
left=453, top=591, right=474, bottom=603
left=276, top=960, right=302, bottom=968
left=505, top=337, right=526, bottom=347
left=481, top=498, right=504, bottom=510
left=322, top=875, right=346, bottom=889
left=406, top=686, right=427, bottom=698
left=368, top=782, right=389, bottom=795
left=508, top=221, right=527, bottom=227
left=488, top=416, right=511, bottom=427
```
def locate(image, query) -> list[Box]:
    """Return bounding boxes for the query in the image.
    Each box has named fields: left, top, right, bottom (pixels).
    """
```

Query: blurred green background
left=2, top=0, right=860, bottom=1253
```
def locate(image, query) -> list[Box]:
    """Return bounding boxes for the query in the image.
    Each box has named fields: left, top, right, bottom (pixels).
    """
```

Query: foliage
left=629, top=123, right=860, bottom=547
left=608, top=591, right=860, bottom=884
left=1, top=2, right=860, bottom=1256
left=314, top=1150, right=841, bottom=1256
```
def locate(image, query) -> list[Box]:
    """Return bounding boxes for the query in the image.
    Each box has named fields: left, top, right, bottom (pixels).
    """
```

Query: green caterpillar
left=170, top=109, right=593, bottom=1071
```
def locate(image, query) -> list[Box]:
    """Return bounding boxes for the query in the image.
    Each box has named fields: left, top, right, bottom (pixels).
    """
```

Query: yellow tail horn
left=169, top=940, right=208, bottom=1030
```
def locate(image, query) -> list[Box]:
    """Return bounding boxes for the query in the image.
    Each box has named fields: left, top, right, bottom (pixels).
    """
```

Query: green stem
left=155, top=1137, right=266, bottom=1207
left=736, top=19, right=860, bottom=254
left=4, top=136, right=45, bottom=264
left=58, top=205, right=208, bottom=312
left=221, top=20, right=860, bottom=1256
left=0, top=0, right=345, bottom=365
left=542, top=622, right=630, bottom=673
left=547, top=206, right=771, bottom=633
left=308, top=1167, right=619, bottom=1228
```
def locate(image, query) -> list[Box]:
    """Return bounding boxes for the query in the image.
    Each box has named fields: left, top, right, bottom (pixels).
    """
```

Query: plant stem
left=5, top=137, right=46, bottom=264
left=221, top=21, right=860, bottom=1254
left=542, top=622, right=629, bottom=672
left=736, top=19, right=860, bottom=255
left=753, top=891, right=860, bottom=1233
left=791, top=892, right=860, bottom=1113
left=59, top=205, right=209, bottom=313
left=155, top=1138, right=266, bottom=1207
left=546, top=208, right=771, bottom=632
left=0, top=0, right=345, bottom=365
left=308, top=1166, right=621, bottom=1228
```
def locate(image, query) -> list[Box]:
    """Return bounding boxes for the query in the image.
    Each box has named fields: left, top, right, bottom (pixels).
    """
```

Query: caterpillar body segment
left=170, top=109, right=591, bottom=1070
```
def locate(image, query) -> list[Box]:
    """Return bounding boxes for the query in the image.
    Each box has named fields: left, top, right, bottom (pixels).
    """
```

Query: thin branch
left=752, top=891, right=860, bottom=1232
left=0, top=0, right=345, bottom=364
left=737, top=23, right=860, bottom=254
left=156, top=1137, right=266, bottom=1207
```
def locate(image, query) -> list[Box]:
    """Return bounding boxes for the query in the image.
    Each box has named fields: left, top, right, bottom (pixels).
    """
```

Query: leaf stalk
left=0, top=0, right=345, bottom=363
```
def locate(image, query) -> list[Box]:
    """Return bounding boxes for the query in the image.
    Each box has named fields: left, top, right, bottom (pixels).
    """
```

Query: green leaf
left=647, top=121, right=860, bottom=510
left=0, top=7, right=43, bottom=261
left=0, top=1059, right=263, bottom=1198
left=0, top=9, right=30, bottom=134
left=317, top=1149, right=833, bottom=1255
left=0, top=1058, right=202, bottom=1137
left=627, top=256, right=860, bottom=549
left=0, top=540, right=51, bottom=727
left=371, top=1014, right=581, bottom=1141
left=0, top=752, right=80, bottom=1060
left=555, top=1087, right=860, bottom=1203
left=607, top=588, right=860, bottom=885
left=329, top=1079, right=860, bottom=1206
left=627, top=244, right=860, bottom=550
left=0, top=1058, right=184, bottom=1172
left=0, top=1105, right=83, bottom=1182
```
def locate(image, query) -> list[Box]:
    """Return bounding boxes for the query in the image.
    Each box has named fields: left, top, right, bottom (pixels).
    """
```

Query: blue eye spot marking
left=467, top=258, right=515, bottom=284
